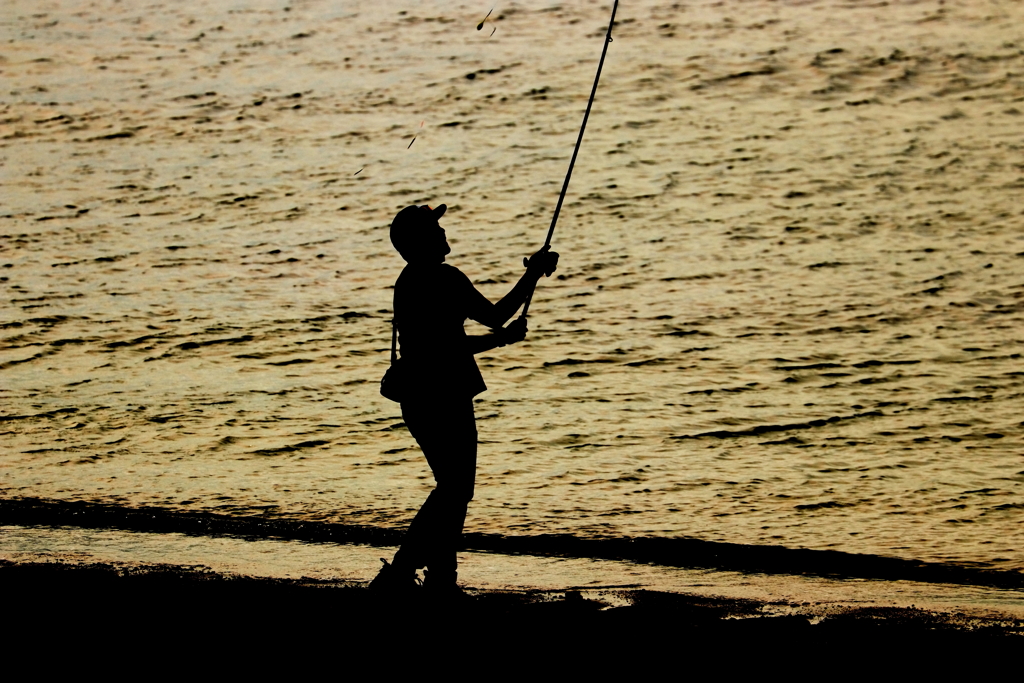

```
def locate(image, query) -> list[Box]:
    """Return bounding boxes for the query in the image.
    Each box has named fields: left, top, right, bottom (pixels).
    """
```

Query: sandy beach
left=5, top=559, right=1022, bottom=649
left=3, top=0, right=1024, bottom=627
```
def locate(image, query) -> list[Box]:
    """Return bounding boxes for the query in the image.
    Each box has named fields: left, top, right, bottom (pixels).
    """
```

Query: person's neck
left=406, top=256, right=445, bottom=266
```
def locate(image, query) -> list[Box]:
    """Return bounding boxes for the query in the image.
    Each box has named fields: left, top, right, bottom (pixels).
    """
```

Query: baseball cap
left=390, top=204, right=447, bottom=255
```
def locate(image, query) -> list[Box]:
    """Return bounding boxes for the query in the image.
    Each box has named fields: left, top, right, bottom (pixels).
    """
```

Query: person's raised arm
left=469, top=245, right=559, bottom=330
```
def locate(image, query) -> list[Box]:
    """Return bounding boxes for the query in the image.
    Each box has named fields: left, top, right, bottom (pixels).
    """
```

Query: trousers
left=393, top=396, right=477, bottom=574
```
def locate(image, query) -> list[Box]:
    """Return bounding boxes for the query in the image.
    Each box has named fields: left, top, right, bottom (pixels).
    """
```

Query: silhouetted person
left=371, top=203, right=558, bottom=596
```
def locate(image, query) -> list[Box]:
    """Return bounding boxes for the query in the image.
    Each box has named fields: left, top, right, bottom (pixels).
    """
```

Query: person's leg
left=419, top=398, right=476, bottom=578
left=392, top=397, right=476, bottom=577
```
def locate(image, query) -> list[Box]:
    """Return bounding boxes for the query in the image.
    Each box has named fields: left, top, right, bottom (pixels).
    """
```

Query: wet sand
left=4, top=496, right=1024, bottom=590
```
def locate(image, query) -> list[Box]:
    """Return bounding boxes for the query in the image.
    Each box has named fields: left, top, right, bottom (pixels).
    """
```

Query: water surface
left=3, top=0, right=1023, bottom=576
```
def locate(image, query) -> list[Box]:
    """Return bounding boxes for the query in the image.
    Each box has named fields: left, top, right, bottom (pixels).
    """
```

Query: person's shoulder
left=438, top=263, right=469, bottom=279
left=396, top=262, right=473, bottom=289
left=439, top=263, right=478, bottom=292
left=396, top=262, right=465, bottom=287
left=397, top=262, right=438, bottom=280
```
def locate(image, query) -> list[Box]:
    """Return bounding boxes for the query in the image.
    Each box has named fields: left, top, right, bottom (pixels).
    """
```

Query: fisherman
left=371, top=203, right=558, bottom=596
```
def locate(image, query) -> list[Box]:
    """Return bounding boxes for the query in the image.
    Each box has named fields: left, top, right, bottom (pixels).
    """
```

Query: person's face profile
left=419, top=219, right=449, bottom=261
left=404, top=219, right=449, bottom=263
left=434, top=222, right=451, bottom=259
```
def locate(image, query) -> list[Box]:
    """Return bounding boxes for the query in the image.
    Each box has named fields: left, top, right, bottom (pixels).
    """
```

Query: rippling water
left=3, top=0, right=1023, bottom=574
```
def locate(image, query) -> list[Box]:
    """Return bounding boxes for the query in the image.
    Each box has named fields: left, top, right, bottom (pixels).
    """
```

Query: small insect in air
left=406, top=121, right=424, bottom=149
left=490, top=26, right=496, bottom=37
left=354, top=168, right=363, bottom=175
left=477, top=8, right=493, bottom=31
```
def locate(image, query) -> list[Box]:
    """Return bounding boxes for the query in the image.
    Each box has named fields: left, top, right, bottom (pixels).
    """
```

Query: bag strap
left=390, top=289, right=398, bottom=366
left=390, top=318, right=398, bottom=365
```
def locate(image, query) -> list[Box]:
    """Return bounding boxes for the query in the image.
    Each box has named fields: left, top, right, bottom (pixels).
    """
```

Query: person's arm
left=466, top=317, right=528, bottom=354
left=468, top=245, right=559, bottom=329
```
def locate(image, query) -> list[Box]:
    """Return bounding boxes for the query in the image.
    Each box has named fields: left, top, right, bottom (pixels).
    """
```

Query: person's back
left=394, top=261, right=486, bottom=401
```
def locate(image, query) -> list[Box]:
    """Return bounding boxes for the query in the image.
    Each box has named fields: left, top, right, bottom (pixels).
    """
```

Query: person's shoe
left=368, top=558, right=420, bottom=594
left=422, top=569, right=471, bottom=602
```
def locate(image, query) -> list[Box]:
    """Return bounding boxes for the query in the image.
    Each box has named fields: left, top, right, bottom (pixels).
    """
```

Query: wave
left=3, top=497, right=1021, bottom=590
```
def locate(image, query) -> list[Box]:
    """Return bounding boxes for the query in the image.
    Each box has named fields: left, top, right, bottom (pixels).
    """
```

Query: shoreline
left=3, top=496, right=1022, bottom=591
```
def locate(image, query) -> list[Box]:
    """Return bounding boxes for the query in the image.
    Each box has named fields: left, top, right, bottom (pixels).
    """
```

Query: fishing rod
left=520, top=0, right=619, bottom=318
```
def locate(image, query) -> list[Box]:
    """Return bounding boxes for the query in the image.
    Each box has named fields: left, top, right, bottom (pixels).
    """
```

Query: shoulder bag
left=380, top=317, right=408, bottom=403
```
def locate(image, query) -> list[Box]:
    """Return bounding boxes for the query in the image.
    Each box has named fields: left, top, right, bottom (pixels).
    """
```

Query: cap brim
left=431, top=204, right=447, bottom=220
